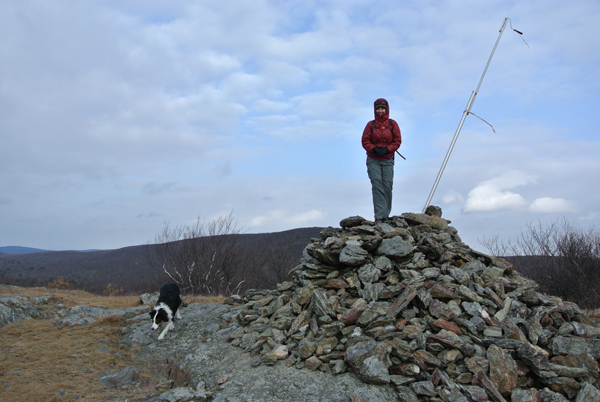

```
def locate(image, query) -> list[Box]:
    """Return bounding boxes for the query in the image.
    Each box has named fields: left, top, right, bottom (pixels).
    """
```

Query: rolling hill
left=0, top=227, right=324, bottom=294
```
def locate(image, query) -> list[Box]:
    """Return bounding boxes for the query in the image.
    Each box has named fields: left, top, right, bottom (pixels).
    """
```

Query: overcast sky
left=1, top=0, right=599, bottom=251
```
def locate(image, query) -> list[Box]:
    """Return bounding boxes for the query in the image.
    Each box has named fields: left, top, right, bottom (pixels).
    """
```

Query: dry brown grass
left=184, top=294, right=226, bottom=304
left=0, top=315, right=143, bottom=401
left=0, top=285, right=141, bottom=309
left=0, top=285, right=226, bottom=306
left=0, top=286, right=226, bottom=401
left=587, top=308, right=600, bottom=319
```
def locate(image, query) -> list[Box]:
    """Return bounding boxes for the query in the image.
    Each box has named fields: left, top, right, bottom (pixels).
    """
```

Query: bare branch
left=479, top=218, right=600, bottom=308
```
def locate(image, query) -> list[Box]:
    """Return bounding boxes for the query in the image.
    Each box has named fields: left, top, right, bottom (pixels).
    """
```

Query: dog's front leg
left=157, top=322, right=173, bottom=340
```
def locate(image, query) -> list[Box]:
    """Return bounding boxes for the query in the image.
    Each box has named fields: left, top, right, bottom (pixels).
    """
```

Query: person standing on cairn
left=361, top=98, right=402, bottom=223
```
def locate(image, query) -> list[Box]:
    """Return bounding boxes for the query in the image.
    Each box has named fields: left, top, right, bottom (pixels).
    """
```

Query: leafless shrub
left=258, top=237, right=299, bottom=289
left=47, top=276, right=71, bottom=290
left=104, top=283, right=124, bottom=296
left=145, top=212, right=259, bottom=295
left=479, top=218, right=600, bottom=308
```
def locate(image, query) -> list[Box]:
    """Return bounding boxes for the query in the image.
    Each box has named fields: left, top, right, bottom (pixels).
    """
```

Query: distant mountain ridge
left=0, top=246, right=50, bottom=254
left=0, top=227, right=324, bottom=293
left=0, top=246, right=101, bottom=254
left=0, top=246, right=103, bottom=255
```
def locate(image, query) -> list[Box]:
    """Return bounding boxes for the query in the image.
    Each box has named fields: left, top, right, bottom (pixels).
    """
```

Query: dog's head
left=149, top=308, right=169, bottom=331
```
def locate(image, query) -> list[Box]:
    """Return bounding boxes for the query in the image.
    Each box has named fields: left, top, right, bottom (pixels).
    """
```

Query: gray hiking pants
left=367, top=157, right=394, bottom=220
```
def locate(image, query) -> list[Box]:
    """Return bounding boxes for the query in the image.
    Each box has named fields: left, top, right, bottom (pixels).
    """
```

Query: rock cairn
left=227, top=207, right=600, bottom=402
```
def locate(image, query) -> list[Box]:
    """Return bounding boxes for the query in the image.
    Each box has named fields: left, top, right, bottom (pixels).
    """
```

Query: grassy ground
left=0, top=286, right=224, bottom=402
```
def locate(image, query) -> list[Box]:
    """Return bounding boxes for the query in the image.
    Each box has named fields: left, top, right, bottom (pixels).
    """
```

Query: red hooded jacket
left=361, top=98, right=402, bottom=160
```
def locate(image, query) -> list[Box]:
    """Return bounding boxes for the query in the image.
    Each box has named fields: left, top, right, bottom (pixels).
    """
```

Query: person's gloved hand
left=373, top=147, right=389, bottom=157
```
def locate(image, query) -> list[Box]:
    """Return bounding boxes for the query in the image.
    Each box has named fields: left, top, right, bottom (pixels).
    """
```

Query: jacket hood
left=374, top=98, right=389, bottom=124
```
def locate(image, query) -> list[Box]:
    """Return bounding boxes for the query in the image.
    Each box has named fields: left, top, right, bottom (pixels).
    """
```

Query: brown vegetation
left=146, top=213, right=250, bottom=295
left=145, top=214, right=318, bottom=296
left=48, top=275, right=71, bottom=290
left=479, top=218, right=600, bottom=311
left=0, top=307, right=139, bottom=401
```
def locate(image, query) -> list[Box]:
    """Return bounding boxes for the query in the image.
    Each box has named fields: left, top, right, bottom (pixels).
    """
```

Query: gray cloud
left=1, top=0, right=599, bottom=250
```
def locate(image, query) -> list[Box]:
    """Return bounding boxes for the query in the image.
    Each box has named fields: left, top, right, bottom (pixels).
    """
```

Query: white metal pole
left=423, top=18, right=509, bottom=213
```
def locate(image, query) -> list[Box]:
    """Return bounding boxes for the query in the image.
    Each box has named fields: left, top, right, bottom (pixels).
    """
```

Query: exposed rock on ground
left=0, top=289, right=149, bottom=329
left=119, top=301, right=398, bottom=402
left=0, top=293, right=69, bottom=328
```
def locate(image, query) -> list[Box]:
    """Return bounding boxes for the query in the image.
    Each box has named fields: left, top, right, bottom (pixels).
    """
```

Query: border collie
left=149, top=282, right=182, bottom=340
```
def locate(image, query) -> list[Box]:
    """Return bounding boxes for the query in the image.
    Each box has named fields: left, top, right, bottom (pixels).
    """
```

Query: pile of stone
left=227, top=207, right=600, bottom=402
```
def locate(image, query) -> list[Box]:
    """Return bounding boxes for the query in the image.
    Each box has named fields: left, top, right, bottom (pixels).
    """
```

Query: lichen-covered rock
left=340, top=216, right=368, bottom=228
left=0, top=294, right=69, bottom=328
left=98, top=366, right=141, bottom=389
left=345, top=341, right=392, bottom=384
left=55, top=304, right=150, bottom=327
left=376, top=236, right=413, bottom=258
left=137, top=387, right=212, bottom=402
left=340, top=242, right=369, bottom=266
left=488, top=344, right=518, bottom=396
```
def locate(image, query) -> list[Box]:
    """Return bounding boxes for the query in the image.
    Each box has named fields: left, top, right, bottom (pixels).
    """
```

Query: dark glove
left=373, top=147, right=389, bottom=157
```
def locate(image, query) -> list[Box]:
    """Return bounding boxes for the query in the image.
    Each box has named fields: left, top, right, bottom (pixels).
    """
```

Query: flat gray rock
left=120, top=302, right=400, bottom=402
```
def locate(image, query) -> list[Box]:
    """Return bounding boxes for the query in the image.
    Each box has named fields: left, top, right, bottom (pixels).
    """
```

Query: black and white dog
left=149, top=282, right=182, bottom=340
